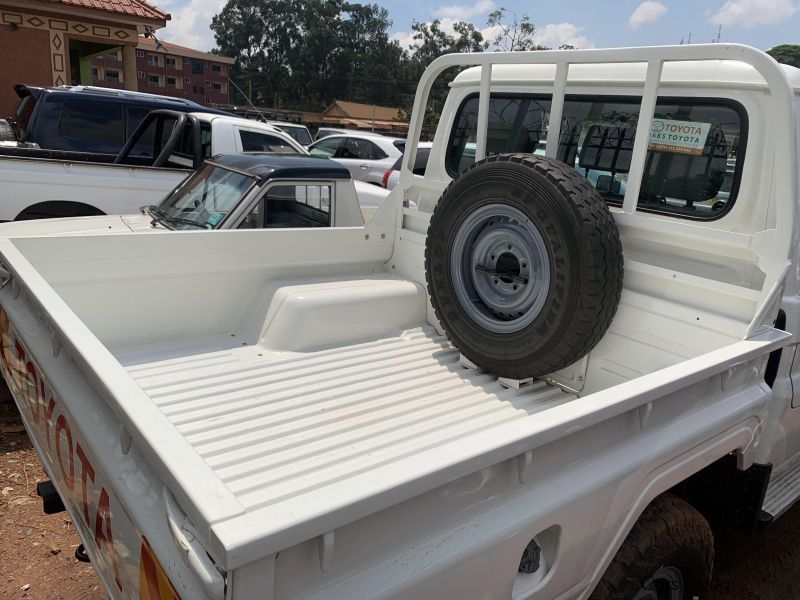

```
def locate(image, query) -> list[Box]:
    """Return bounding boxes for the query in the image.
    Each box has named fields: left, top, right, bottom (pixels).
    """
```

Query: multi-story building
left=90, top=37, right=233, bottom=105
left=0, top=0, right=168, bottom=115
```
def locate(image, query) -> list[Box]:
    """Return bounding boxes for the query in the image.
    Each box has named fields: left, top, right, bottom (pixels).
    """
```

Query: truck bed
left=115, top=325, right=576, bottom=561
left=0, top=229, right=785, bottom=572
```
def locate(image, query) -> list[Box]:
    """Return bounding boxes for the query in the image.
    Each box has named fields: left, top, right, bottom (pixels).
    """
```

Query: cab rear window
left=446, top=93, right=746, bottom=220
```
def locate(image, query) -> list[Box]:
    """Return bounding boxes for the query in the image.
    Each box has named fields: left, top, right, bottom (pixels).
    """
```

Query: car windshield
left=156, top=162, right=258, bottom=229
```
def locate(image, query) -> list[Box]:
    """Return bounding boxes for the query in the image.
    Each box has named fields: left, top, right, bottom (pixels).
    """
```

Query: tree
left=767, top=44, right=800, bottom=68
left=211, top=0, right=408, bottom=111
left=486, top=8, right=546, bottom=51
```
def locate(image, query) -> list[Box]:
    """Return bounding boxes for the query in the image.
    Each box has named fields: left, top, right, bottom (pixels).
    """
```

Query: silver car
left=309, top=133, right=405, bottom=185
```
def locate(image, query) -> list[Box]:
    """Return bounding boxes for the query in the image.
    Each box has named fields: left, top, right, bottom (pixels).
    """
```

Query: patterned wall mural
left=0, top=8, right=137, bottom=86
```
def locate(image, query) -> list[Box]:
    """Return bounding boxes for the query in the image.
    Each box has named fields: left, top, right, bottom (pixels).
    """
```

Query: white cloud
left=628, top=1, right=668, bottom=29
left=434, top=0, right=495, bottom=20
left=160, top=0, right=225, bottom=51
left=708, top=0, right=797, bottom=27
left=392, top=30, right=418, bottom=51
left=533, top=23, right=595, bottom=49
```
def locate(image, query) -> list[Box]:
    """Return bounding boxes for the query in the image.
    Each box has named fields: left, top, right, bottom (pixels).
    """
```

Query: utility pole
left=715, top=25, right=722, bottom=43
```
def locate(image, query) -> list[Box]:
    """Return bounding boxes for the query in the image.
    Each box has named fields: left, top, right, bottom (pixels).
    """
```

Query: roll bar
left=115, top=109, right=203, bottom=169
left=400, top=44, right=796, bottom=243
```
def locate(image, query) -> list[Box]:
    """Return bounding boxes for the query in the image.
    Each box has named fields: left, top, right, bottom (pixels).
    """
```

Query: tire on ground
left=0, top=119, right=16, bottom=142
left=425, top=153, right=623, bottom=379
left=590, top=494, right=714, bottom=600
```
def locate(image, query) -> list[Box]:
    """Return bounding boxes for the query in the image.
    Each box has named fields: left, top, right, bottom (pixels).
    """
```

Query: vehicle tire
left=425, top=153, right=622, bottom=378
left=0, top=119, right=15, bottom=142
left=591, top=494, right=714, bottom=600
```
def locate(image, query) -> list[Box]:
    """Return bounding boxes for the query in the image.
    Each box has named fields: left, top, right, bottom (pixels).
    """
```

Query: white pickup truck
left=2, top=44, right=799, bottom=600
left=0, top=110, right=309, bottom=220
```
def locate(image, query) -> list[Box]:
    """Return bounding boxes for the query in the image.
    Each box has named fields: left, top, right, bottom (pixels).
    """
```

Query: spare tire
left=425, top=153, right=623, bottom=378
left=0, top=119, right=15, bottom=143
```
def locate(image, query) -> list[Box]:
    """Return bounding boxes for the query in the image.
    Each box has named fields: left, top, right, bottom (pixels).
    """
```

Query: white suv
left=309, top=133, right=404, bottom=185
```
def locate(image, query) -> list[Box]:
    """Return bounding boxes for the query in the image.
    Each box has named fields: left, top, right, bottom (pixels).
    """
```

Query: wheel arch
left=15, top=201, right=106, bottom=221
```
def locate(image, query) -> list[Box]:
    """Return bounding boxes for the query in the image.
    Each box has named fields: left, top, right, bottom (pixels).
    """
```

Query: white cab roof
left=452, top=60, right=800, bottom=91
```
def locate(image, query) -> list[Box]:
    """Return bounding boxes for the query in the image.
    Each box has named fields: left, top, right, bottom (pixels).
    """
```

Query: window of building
left=105, top=69, right=120, bottom=83
left=60, top=100, right=124, bottom=144
left=205, top=80, right=211, bottom=86
left=137, top=70, right=144, bottom=79
left=212, top=64, right=222, bottom=73
left=165, top=56, right=177, bottom=69
left=147, top=54, right=159, bottom=67
left=191, top=59, right=203, bottom=75
left=212, top=82, right=222, bottom=92
left=184, top=76, right=191, bottom=84
left=136, top=50, right=144, bottom=58
left=148, top=74, right=160, bottom=88
left=166, top=77, right=177, bottom=88
left=184, top=57, right=190, bottom=64
left=104, top=51, right=119, bottom=61
left=91, top=68, right=99, bottom=79
left=446, top=93, right=745, bottom=219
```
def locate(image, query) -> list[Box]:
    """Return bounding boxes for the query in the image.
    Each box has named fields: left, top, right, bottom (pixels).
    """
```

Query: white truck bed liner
left=115, top=326, right=576, bottom=563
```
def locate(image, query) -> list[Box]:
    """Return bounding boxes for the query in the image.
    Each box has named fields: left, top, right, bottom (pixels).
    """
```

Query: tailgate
left=0, top=269, right=224, bottom=599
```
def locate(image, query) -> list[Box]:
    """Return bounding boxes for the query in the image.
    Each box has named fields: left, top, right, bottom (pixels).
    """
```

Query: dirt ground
left=1, top=381, right=800, bottom=599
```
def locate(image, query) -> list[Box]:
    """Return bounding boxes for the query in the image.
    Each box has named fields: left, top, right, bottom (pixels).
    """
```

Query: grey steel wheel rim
left=450, top=203, right=550, bottom=334
left=632, top=566, right=684, bottom=600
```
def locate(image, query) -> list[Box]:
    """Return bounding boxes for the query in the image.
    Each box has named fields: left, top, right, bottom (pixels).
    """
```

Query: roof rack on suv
left=55, top=85, right=198, bottom=106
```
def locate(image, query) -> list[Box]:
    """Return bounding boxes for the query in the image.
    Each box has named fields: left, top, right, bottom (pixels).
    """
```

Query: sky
left=155, top=0, right=799, bottom=54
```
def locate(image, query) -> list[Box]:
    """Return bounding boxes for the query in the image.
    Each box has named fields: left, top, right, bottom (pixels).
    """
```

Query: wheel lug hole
left=507, top=244, right=512, bottom=250
left=513, top=285, right=518, bottom=290
left=522, top=263, right=527, bottom=268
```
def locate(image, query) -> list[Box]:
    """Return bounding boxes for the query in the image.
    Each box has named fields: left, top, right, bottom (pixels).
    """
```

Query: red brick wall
left=0, top=24, right=52, bottom=116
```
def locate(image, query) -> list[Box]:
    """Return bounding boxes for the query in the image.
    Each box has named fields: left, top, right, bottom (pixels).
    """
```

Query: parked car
left=382, top=141, right=432, bottom=189
left=309, top=132, right=404, bottom=184
left=0, top=84, right=229, bottom=154
left=265, top=121, right=313, bottom=146
left=0, top=153, right=383, bottom=235
left=6, top=44, right=800, bottom=600
left=0, top=109, right=309, bottom=220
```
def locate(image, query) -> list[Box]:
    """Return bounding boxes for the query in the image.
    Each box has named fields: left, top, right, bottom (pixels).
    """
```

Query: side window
left=310, top=136, right=343, bottom=157
left=239, top=184, right=332, bottom=229
left=125, top=105, right=158, bottom=156
left=339, top=138, right=387, bottom=160
left=239, top=130, right=298, bottom=153
left=447, top=95, right=549, bottom=174
left=59, top=99, right=125, bottom=148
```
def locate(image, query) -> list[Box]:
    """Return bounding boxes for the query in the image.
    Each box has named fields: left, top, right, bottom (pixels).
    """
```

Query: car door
left=334, top=137, right=388, bottom=182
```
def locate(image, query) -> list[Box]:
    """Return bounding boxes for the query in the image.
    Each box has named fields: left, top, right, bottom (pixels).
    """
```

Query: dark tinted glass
left=239, top=130, right=298, bottom=153
left=59, top=100, right=124, bottom=144
left=391, top=147, right=430, bottom=175
left=340, top=138, right=385, bottom=160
